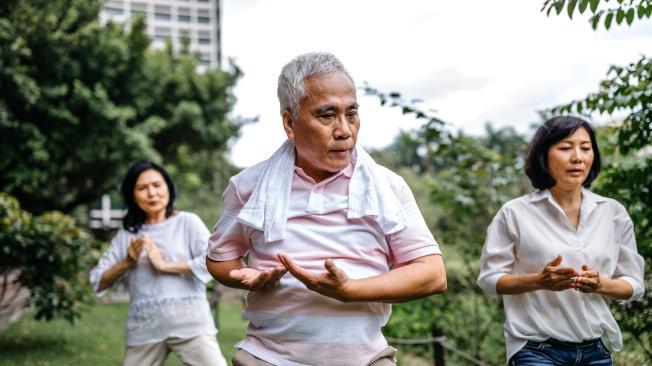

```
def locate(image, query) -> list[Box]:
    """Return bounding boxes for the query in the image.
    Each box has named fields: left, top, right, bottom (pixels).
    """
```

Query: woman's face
left=133, top=168, right=169, bottom=220
left=547, top=128, right=594, bottom=190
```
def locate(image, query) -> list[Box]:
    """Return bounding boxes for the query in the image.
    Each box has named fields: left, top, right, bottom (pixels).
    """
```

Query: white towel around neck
left=237, top=140, right=407, bottom=243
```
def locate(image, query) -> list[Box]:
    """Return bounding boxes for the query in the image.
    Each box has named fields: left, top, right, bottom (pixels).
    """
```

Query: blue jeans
left=509, top=338, right=612, bottom=366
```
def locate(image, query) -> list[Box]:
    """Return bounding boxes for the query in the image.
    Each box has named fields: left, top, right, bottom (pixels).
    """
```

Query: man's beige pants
left=123, top=334, right=227, bottom=366
left=232, top=346, right=397, bottom=366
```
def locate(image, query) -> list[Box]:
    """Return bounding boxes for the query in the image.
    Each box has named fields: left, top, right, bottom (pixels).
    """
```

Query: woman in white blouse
left=477, top=116, right=645, bottom=365
left=89, top=160, right=227, bottom=366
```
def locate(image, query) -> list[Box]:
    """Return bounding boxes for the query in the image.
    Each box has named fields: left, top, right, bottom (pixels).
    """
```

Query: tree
left=0, top=0, right=242, bottom=215
left=0, top=193, right=102, bottom=323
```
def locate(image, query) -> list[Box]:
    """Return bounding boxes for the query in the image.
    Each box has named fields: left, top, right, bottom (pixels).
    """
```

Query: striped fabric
left=208, top=161, right=441, bottom=366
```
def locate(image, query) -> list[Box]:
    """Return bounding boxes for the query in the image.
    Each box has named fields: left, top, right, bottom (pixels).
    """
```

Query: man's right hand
left=228, top=266, right=287, bottom=291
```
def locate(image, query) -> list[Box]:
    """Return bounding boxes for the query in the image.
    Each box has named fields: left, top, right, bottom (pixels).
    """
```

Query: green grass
left=0, top=300, right=247, bottom=366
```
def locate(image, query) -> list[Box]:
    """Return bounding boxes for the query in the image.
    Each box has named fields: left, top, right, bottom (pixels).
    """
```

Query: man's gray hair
left=277, top=52, right=355, bottom=119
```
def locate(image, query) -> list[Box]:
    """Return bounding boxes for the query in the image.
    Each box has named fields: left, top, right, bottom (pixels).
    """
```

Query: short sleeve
left=477, top=208, right=516, bottom=298
left=387, top=178, right=441, bottom=265
left=612, top=207, right=645, bottom=302
left=89, top=230, right=130, bottom=297
left=207, top=179, right=251, bottom=261
left=185, top=213, right=214, bottom=284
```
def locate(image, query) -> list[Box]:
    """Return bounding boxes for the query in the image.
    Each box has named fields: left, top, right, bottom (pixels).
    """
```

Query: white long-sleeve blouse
left=89, top=211, right=217, bottom=346
left=477, top=188, right=645, bottom=361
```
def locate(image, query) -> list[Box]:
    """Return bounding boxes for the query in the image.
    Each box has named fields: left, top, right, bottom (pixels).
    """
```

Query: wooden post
left=432, top=326, right=445, bottom=366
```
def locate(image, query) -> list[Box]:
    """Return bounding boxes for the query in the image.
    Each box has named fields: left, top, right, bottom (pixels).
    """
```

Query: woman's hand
left=535, top=255, right=578, bottom=291
left=573, top=264, right=601, bottom=293
left=142, top=235, right=168, bottom=272
left=126, top=238, right=144, bottom=265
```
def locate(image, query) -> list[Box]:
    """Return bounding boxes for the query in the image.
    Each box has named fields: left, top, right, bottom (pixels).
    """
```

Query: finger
left=324, top=259, right=345, bottom=279
left=556, top=278, right=576, bottom=290
left=547, top=255, right=562, bottom=267
left=550, top=267, right=577, bottom=275
left=268, top=266, right=287, bottom=282
left=278, top=254, right=316, bottom=283
left=582, top=264, right=590, bottom=271
left=579, top=270, right=598, bottom=278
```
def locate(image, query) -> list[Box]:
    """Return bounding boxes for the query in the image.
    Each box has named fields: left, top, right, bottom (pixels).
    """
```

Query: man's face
left=283, top=72, right=359, bottom=182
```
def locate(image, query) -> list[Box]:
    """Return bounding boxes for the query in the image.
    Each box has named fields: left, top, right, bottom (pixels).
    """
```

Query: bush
left=0, top=193, right=101, bottom=323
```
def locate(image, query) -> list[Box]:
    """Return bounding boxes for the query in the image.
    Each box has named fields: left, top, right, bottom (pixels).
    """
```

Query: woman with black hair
left=477, top=117, right=644, bottom=365
left=90, top=160, right=227, bottom=366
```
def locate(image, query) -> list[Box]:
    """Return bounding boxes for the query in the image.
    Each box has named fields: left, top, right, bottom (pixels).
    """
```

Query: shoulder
left=493, top=192, right=538, bottom=221
left=226, top=161, right=268, bottom=203
left=585, top=190, right=631, bottom=220
left=375, top=164, right=409, bottom=192
left=174, top=211, right=208, bottom=230
left=111, top=228, right=133, bottom=246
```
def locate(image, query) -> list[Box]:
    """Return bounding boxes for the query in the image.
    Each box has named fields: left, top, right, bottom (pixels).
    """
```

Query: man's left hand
left=277, top=254, right=353, bottom=302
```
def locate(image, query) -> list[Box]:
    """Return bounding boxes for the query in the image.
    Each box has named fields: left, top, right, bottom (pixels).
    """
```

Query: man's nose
left=333, top=115, right=351, bottom=139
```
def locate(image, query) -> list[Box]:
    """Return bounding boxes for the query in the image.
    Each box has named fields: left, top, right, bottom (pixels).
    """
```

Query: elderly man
left=206, top=52, right=446, bottom=366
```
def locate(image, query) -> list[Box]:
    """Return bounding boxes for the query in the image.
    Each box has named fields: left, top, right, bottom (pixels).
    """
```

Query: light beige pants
left=123, top=334, right=227, bottom=366
left=232, top=346, right=396, bottom=366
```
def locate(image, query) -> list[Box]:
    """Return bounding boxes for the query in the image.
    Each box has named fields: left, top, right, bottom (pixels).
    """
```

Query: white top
left=477, top=188, right=645, bottom=361
left=208, top=161, right=441, bottom=366
left=90, top=211, right=217, bottom=346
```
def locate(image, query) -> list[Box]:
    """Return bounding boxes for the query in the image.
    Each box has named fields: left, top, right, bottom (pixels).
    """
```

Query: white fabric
left=89, top=212, right=217, bottom=346
left=477, top=188, right=645, bottom=362
left=237, top=139, right=406, bottom=242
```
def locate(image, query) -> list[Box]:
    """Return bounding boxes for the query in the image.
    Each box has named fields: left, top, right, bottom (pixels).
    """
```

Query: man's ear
left=282, top=109, right=295, bottom=140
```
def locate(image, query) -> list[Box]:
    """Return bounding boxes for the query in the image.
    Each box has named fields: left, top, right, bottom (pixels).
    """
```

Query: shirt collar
left=528, top=188, right=607, bottom=202
left=293, top=159, right=356, bottom=183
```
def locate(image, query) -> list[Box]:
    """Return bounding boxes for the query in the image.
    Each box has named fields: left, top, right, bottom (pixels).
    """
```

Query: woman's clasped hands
left=536, top=255, right=601, bottom=293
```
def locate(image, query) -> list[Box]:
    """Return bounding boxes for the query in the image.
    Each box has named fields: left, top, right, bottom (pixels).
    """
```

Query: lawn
left=0, top=300, right=247, bottom=366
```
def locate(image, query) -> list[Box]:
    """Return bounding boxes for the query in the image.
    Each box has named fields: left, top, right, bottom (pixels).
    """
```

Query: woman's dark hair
left=525, top=116, right=601, bottom=190
left=121, top=160, right=177, bottom=233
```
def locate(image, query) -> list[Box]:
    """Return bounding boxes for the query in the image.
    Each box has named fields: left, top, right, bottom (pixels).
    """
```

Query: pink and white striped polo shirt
left=208, top=160, right=441, bottom=366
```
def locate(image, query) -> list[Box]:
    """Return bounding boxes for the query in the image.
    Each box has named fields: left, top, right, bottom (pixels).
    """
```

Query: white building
left=100, top=0, right=221, bottom=68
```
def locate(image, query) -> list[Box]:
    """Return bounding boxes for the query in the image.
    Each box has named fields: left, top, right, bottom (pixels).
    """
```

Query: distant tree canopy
left=0, top=0, right=242, bottom=215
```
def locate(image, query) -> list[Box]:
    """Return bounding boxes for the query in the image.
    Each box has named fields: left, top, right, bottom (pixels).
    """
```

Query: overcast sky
left=221, top=0, right=652, bottom=167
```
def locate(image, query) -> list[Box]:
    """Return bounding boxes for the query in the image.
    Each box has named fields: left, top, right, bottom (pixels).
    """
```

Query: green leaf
left=626, top=7, right=635, bottom=24
left=589, top=0, right=599, bottom=13
left=568, top=0, right=578, bottom=18
left=616, top=9, right=625, bottom=24
left=578, top=0, right=589, bottom=13
left=555, top=0, right=566, bottom=15
left=605, top=12, right=614, bottom=29
left=637, top=4, right=646, bottom=19
left=590, top=10, right=603, bottom=29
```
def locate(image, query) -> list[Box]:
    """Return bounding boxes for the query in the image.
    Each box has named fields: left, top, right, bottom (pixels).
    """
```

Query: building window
left=197, top=30, right=211, bottom=45
left=178, top=7, right=191, bottom=22
left=103, top=1, right=124, bottom=15
left=154, top=5, right=171, bottom=20
left=131, top=2, right=147, bottom=16
left=154, top=26, right=171, bottom=42
left=200, top=52, right=211, bottom=65
left=197, top=8, right=210, bottom=23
